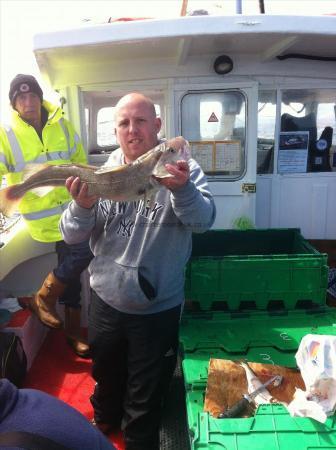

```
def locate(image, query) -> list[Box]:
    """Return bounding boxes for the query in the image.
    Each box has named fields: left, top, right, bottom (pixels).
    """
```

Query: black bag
left=0, top=331, right=27, bottom=387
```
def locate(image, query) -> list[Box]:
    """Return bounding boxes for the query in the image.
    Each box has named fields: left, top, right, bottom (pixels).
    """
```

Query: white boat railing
left=0, top=213, right=21, bottom=237
left=0, top=176, right=21, bottom=237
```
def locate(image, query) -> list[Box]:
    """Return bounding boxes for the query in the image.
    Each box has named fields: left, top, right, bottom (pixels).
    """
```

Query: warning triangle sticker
left=208, top=112, right=219, bottom=122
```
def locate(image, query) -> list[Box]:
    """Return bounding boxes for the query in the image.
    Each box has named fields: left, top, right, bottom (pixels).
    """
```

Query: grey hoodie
left=60, top=148, right=216, bottom=314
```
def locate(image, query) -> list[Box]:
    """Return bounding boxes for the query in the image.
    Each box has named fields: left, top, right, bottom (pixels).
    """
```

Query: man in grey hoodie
left=60, top=93, right=216, bottom=450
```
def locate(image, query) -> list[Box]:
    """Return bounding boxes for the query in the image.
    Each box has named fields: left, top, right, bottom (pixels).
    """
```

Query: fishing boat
left=1, top=7, right=336, bottom=450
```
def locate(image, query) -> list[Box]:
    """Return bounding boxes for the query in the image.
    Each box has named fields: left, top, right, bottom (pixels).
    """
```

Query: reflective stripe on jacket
left=0, top=100, right=87, bottom=243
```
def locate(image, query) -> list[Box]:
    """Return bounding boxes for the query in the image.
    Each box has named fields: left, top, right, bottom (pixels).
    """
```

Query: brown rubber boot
left=29, top=272, right=64, bottom=329
left=64, top=306, right=90, bottom=358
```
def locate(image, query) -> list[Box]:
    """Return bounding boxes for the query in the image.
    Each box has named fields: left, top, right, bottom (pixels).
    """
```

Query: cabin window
left=257, top=90, right=276, bottom=174
left=280, top=89, right=336, bottom=173
left=97, top=107, right=117, bottom=148
left=181, top=91, right=246, bottom=179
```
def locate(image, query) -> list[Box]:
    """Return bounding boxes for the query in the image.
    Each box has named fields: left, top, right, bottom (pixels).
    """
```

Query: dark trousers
left=89, top=290, right=181, bottom=450
left=54, top=241, right=93, bottom=309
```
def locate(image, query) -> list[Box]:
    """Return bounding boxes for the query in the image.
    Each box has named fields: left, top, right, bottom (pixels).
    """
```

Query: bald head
left=115, top=93, right=156, bottom=120
left=114, top=92, right=162, bottom=162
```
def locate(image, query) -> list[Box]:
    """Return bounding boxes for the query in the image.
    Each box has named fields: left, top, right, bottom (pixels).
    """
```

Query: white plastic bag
left=287, top=334, right=336, bottom=423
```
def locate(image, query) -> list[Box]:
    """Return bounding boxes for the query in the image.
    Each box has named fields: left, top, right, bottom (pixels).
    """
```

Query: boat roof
left=33, top=14, right=336, bottom=86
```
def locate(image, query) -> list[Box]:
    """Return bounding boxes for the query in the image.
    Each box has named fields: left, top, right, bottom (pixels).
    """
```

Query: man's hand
left=156, top=160, right=190, bottom=191
left=65, top=176, right=98, bottom=209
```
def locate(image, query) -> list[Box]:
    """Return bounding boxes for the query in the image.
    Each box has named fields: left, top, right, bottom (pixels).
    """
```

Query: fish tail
left=0, top=185, right=23, bottom=217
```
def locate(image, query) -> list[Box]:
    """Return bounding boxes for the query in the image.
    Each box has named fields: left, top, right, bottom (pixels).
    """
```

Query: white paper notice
left=278, top=131, right=309, bottom=173
left=190, top=143, right=213, bottom=172
left=216, top=142, right=241, bottom=171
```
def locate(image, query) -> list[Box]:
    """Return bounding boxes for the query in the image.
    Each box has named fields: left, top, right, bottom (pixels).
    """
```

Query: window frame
left=180, top=89, right=248, bottom=181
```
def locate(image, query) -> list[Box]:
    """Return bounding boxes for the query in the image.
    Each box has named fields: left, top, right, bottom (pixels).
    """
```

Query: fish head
left=152, top=137, right=191, bottom=178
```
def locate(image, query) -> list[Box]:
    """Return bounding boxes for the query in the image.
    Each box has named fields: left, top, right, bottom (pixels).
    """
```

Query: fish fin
left=94, top=164, right=129, bottom=175
left=22, top=163, right=49, bottom=182
left=0, top=185, right=22, bottom=217
left=30, top=186, right=55, bottom=197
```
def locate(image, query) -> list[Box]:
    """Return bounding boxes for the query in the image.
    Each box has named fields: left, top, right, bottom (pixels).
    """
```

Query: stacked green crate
left=184, top=229, right=328, bottom=310
left=181, top=229, right=335, bottom=449
left=181, top=308, right=336, bottom=389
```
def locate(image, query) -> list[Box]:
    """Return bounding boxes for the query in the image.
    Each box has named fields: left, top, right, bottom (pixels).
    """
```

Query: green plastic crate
left=184, top=229, right=328, bottom=311
left=180, top=307, right=336, bottom=390
left=186, top=390, right=336, bottom=450
left=182, top=309, right=336, bottom=449
left=180, top=308, right=336, bottom=353
left=180, top=229, right=333, bottom=449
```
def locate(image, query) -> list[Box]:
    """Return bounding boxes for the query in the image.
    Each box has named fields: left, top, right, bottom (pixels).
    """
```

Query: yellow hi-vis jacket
left=0, top=100, right=87, bottom=243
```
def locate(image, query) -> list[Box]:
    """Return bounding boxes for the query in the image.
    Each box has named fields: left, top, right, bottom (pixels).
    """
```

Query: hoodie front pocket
left=92, top=258, right=154, bottom=310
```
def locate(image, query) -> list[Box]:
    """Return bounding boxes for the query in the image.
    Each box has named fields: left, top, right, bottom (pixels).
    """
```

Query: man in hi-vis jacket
left=0, top=74, right=92, bottom=357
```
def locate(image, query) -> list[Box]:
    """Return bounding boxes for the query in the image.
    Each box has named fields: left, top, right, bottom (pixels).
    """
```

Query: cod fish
left=0, top=136, right=190, bottom=217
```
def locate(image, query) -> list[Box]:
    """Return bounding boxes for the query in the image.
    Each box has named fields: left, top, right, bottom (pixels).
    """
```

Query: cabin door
left=177, top=84, right=258, bottom=229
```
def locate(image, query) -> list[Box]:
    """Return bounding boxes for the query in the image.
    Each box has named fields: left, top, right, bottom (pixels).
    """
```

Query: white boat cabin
left=1, top=13, right=336, bottom=300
